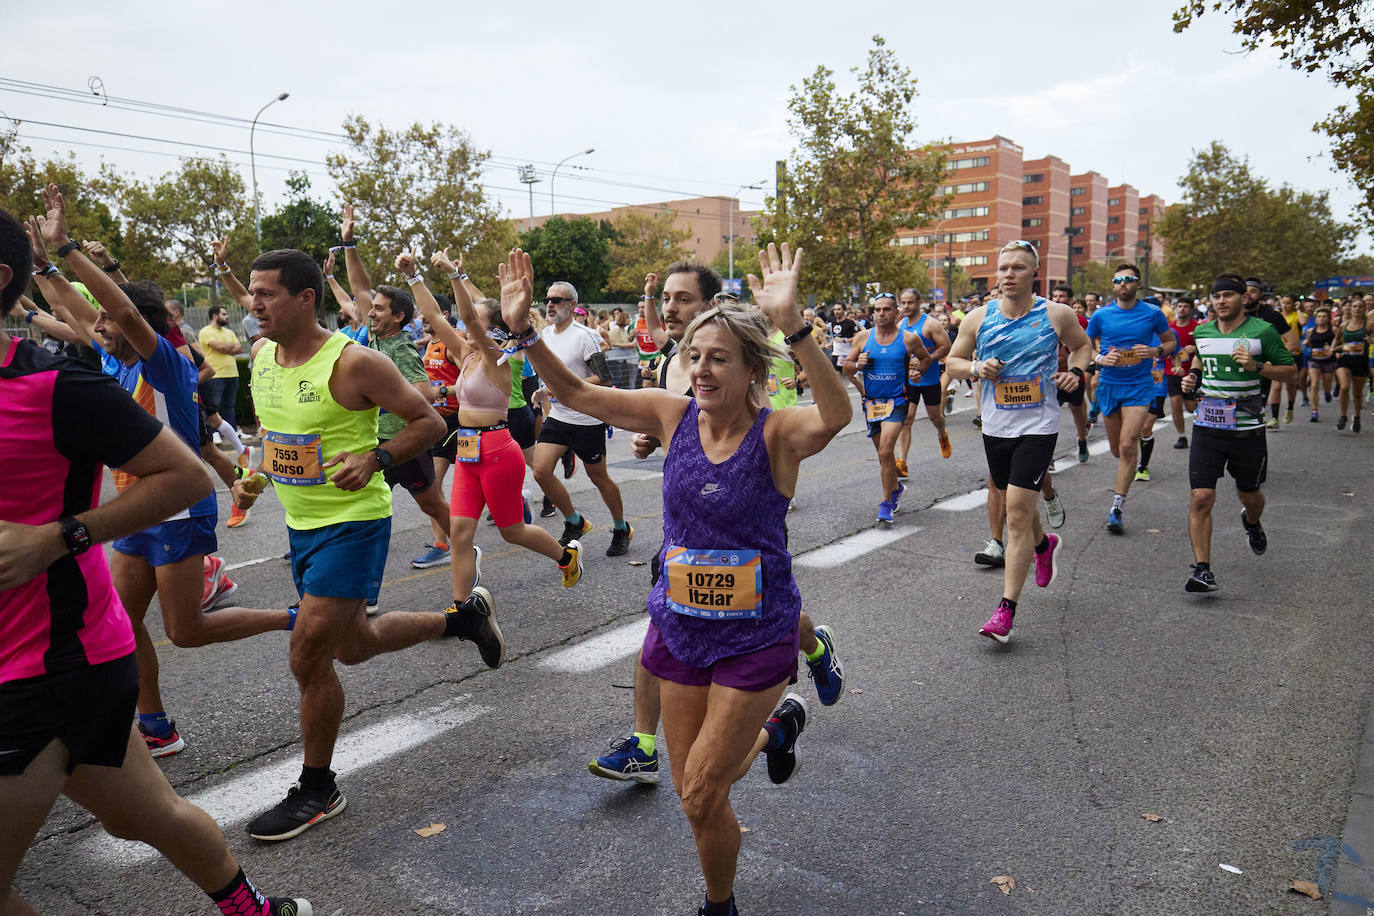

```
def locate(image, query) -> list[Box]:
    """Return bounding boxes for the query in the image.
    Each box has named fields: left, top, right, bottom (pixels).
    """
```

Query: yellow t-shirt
left=198, top=324, right=240, bottom=379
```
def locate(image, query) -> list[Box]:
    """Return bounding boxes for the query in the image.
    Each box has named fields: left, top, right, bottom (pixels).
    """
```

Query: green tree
left=0, top=142, right=122, bottom=265
left=1173, top=0, right=1374, bottom=225
left=518, top=216, right=612, bottom=301
left=605, top=211, right=693, bottom=301
left=711, top=237, right=761, bottom=291
left=99, top=156, right=253, bottom=293
left=259, top=171, right=338, bottom=263
left=756, top=35, right=946, bottom=302
left=1156, top=141, right=1352, bottom=291
left=326, top=115, right=510, bottom=288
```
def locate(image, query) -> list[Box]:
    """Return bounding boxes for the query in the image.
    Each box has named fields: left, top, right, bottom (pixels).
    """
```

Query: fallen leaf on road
left=739, top=824, right=750, bottom=834
left=991, top=876, right=1016, bottom=895
left=1146, top=528, right=1162, bottom=534
left=1142, top=813, right=1163, bottom=822
left=414, top=822, right=446, bottom=837
left=1288, top=880, right=1321, bottom=899
left=627, top=560, right=645, bottom=566
left=849, top=687, right=864, bottom=694
left=1219, top=863, right=1242, bottom=875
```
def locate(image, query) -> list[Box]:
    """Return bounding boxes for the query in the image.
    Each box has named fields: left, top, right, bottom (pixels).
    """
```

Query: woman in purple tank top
left=504, top=243, right=851, bottom=916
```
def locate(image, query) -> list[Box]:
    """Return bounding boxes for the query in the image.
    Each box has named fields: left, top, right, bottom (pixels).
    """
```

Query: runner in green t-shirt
left=1180, top=273, right=1298, bottom=593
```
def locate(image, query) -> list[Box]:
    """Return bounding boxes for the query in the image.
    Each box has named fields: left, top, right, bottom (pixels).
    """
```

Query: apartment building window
left=1107, top=233, right=1120, bottom=242
left=1072, top=246, right=1084, bottom=255
left=1070, top=187, right=1085, bottom=196
left=1138, top=207, right=1148, bottom=215
left=1071, top=206, right=1085, bottom=216
left=897, top=229, right=990, bottom=246
left=1023, top=173, right=1043, bottom=183
left=947, top=156, right=990, bottom=171
left=1108, top=216, right=1120, bottom=224
left=1022, top=217, right=1043, bottom=228
left=949, top=230, right=989, bottom=243
left=954, top=255, right=988, bottom=267
left=1022, top=195, right=1043, bottom=206
left=1138, top=223, right=1149, bottom=232
left=1108, top=197, right=1121, bottom=207
left=938, top=180, right=990, bottom=196
left=941, top=206, right=990, bottom=220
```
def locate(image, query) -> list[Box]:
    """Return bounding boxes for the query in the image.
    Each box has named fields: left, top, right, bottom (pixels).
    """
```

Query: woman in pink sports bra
left=398, top=249, right=584, bottom=619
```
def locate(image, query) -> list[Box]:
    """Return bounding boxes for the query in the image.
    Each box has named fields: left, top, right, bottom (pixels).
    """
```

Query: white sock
left=217, top=420, right=246, bottom=456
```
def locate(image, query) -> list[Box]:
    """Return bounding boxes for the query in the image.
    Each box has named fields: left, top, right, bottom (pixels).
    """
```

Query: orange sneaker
left=894, top=458, right=910, bottom=478
left=938, top=430, right=952, bottom=459
left=227, top=502, right=250, bottom=528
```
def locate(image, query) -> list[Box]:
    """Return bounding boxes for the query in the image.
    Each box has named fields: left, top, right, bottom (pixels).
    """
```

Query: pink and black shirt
left=0, top=337, right=164, bottom=684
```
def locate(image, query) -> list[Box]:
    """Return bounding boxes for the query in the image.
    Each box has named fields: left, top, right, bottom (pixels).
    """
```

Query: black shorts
left=1337, top=355, right=1371, bottom=374
left=1166, top=374, right=1186, bottom=397
left=522, top=376, right=542, bottom=415
left=905, top=381, right=942, bottom=407
left=1147, top=395, right=1167, bottom=417
left=197, top=402, right=215, bottom=448
left=430, top=411, right=466, bottom=463
left=0, top=653, right=138, bottom=776
left=379, top=437, right=437, bottom=493
left=982, top=433, right=1058, bottom=491
left=1188, top=426, right=1267, bottom=493
left=538, top=416, right=608, bottom=464
left=508, top=405, right=536, bottom=450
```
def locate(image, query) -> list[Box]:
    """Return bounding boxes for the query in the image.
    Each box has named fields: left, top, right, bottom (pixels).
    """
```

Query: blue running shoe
left=877, top=499, right=893, bottom=524
left=589, top=735, right=659, bottom=784
left=1106, top=507, right=1125, bottom=535
left=410, top=543, right=451, bottom=569
left=805, top=624, right=844, bottom=706
left=522, top=496, right=532, bottom=525
left=890, top=481, right=906, bottom=513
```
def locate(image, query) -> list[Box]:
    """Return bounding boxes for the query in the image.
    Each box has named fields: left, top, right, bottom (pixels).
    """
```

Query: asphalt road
left=15, top=388, right=1374, bottom=915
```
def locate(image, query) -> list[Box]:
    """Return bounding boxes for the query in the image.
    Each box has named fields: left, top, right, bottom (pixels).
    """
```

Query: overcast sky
left=9, top=0, right=1368, bottom=256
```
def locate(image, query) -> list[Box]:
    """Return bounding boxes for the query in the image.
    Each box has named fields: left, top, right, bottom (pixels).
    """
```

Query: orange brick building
left=895, top=135, right=1168, bottom=297
left=535, top=197, right=758, bottom=266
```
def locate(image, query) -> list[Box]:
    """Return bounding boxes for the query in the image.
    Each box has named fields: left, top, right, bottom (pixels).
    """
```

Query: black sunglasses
left=544, top=296, right=573, bottom=305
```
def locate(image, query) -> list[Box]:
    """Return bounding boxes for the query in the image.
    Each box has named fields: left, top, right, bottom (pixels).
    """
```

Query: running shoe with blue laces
left=890, top=481, right=906, bottom=513
left=1106, top=507, right=1125, bottom=535
left=410, top=543, right=451, bottom=569
left=589, top=735, right=659, bottom=784
left=877, top=499, right=894, bottom=524
left=805, top=625, right=844, bottom=706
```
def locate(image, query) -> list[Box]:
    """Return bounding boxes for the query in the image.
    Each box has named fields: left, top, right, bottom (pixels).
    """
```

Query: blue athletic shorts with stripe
left=1094, top=379, right=1156, bottom=418
left=112, top=515, right=217, bottom=567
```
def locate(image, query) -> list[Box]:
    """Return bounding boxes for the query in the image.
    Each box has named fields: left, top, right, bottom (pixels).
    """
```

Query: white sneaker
left=1044, top=494, right=1066, bottom=529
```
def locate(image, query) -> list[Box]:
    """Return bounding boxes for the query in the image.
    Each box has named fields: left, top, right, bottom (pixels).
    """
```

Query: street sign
left=721, top=278, right=743, bottom=298
left=932, top=288, right=945, bottom=301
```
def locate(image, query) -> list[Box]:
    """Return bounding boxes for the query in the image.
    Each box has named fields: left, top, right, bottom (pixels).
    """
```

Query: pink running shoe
left=979, top=601, right=1014, bottom=644
left=1034, top=533, right=1061, bottom=588
left=200, top=555, right=224, bottom=608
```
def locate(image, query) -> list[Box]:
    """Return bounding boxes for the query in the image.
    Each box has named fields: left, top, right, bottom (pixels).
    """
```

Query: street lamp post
left=518, top=165, right=541, bottom=231
left=728, top=181, right=766, bottom=285
left=550, top=148, right=594, bottom=216
left=251, top=92, right=289, bottom=246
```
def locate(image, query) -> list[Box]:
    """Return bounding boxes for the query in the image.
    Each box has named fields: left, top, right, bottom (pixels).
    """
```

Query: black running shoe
left=1355, top=417, right=1362, bottom=433
left=268, top=898, right=313, bottom=916
left=764, top=693, right=808, bottom=785
left=1173, top=436, right=1188, bottom=449
left=607, top=525, right=633, bottom=557
left=446, top=587, right=504, bottom=668
left=1241, top=511, right=1267, bottom=555
left=972, top=416, right=983, bottom=429
left=247, top=781, right=346, bottom=841
left=540, top=496, right=557, bottom=518
left=561, top=450, right=577, bottom=479
left=1184, top=565, right=1219, bottom=593
left=560, top=516, right=592, bottom=547
left=1337, top=415, right=1348, bottom=430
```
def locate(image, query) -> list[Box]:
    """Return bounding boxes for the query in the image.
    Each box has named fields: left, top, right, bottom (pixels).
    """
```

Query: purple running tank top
left=647, top=400, right=800, bottom=667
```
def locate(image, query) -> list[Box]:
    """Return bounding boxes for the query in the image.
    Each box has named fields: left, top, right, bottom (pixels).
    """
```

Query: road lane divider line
left=794, top=526, right=920, bottom=568
left=932, top=489, right=989, bottom=512
left=85, top=695, right=489, bottom=866
left=224, top=556, right=279, bottom=571
left=538, top=619, right=649, bottom=673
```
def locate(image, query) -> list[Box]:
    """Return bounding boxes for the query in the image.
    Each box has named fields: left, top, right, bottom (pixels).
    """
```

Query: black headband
left=1212, top=276, right=1247, bottom=295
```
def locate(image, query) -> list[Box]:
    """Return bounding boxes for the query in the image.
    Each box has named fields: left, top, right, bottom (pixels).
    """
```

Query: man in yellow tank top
left=225, top=249, right=503, bottom=843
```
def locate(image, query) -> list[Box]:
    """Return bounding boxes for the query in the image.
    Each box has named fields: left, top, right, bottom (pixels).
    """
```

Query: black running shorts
left=507, top=405, right=537, bottom=450
left=982, top=433, right=1058, bottom=491
left=379, top=437, right=437, bottom=494
left=0, top=653, right=138, bottom=775
left=538, top=416, right=608, bottom=464
left=904, top=381, right=942, bottom=407
left=1188, top=426, right=1267, bottom=493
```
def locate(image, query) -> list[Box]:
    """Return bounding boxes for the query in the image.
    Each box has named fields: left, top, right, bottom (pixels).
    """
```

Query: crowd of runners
left=2, top=183, right=1370, bottom=916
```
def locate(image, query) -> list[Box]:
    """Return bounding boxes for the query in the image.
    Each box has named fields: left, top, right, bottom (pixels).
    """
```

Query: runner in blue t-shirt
left=83, top=272, right=292, bottom=759
left=894, top=289, right=953, bottom=473
left=843, top=292, right=931, bottom=524
left=1084, top=264, right=1176, bottom=534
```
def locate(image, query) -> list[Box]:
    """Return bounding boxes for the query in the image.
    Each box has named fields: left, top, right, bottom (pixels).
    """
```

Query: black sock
left=1241, top=511, right=1261, bottom=530
left=1270, top=403, right=1279, bottom=419
left=559, top=548, right=573, bottom=566
left=1139, top=435, right=1155, bottom=469
left=443, top=598, right=474, bottom=638
left=999, top=597, right=1018, bottom=613
left=1194, top=561, right=1210, bottom=571
left=299, top=764, right=334, bottom=793
left=1035, top=535, right=1050, bottom=554
left=702, top=895, right=736, bottom=916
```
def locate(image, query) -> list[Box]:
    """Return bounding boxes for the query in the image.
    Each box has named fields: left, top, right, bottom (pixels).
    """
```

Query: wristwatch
left=59, top=515, right=92, bottom=556
left=783, top=326, right=812, bottom=348
left=371, top=447, right=394, bottom=471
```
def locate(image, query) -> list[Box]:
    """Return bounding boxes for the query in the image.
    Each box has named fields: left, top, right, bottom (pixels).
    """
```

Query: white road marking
left=794, top=526, right=920, bottom=568
left=86, top=696, right=489, bottom=866
left=932, top=489, right=989, bottom=512
left=1051, top=419, right=1171, bottom=473
left=538, top=619, right=649, bottom=673
left=224, top=556, right=280, bottom=571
